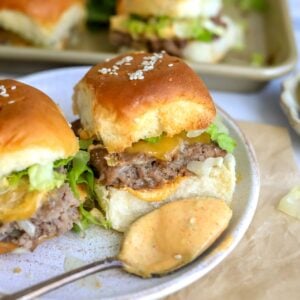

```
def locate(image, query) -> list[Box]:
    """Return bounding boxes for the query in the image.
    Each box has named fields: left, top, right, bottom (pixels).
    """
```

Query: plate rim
left=16, top=67, right=260, bottom=300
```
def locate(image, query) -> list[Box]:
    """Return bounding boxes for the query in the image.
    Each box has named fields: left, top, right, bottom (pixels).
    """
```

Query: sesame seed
left=0, top=85, right=9, bottom=97
left=98, top=56, right=134, bottom=76
left=168, top=63, right=174, bottom=67
left=11, top=85, right=16, bottom=90
left=98, top=67, right=118, bottom=76
left=128, top=70, right=144, bottom=80
left=127, top=52, right=165, bottom=81
left=98, top=68, right=109, bottom=74
left=8, top=100, right=15, bottom=104
left=189, top=217, right=196, bottom=225
left=174, top=254, right=182, bottom=260
left=116, top=56, right=133, bottom=66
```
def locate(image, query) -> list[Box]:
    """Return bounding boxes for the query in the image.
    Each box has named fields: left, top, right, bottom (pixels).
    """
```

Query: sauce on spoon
left=119, top=197, right=232, bottom=277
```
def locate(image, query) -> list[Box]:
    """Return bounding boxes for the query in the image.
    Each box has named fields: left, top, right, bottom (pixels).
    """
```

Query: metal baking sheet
left=0, top=0, right=297, bottom=92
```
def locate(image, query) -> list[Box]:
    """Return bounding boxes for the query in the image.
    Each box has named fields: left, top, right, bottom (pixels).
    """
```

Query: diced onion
left=187, top=157, right=224, bottom=177
left=12, top=247, right=30, bottom=254
left=17, top=220, right=36, bottom=238
left=277, top=187, right=300, bottom=220
left=90, top=208, right=105, bottom=219
left=186, top=129, right=205, bottom=138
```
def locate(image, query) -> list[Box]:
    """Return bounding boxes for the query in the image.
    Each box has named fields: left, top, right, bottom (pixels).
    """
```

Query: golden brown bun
left=0, top=79, right=79, bottom=178
left=0, top=0, right=85, bottom=48
left=0, top=242, right=17, bottom=254
left=73, top=52, right=216, bottom=153
left=117, top=0, right=222, bottom=18
left=0, top=0, right=83, bottom=25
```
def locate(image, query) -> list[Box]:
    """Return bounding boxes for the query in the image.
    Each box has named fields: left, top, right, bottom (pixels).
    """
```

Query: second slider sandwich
left=0, top=80, right=81, bottom=254
left=110, top=0, right=240, bottom=63
left=73, top=52, right=237, bottom=232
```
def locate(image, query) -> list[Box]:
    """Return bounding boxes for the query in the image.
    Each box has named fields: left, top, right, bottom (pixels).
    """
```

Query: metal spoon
left=3, top=197, right=232, bottom=300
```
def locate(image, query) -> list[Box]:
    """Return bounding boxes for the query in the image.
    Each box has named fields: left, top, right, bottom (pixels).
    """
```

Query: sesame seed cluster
left=98, top=52, right=167, bottom=81
left=0, top=84, right=16, bottom=104
left=98, top=55, right=133, bottom=76
left=0, top=85, right=9, bottom=97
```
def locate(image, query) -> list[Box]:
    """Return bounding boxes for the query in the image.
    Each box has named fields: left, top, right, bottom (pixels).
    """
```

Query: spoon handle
left=2, top=258, right=123, bottom=300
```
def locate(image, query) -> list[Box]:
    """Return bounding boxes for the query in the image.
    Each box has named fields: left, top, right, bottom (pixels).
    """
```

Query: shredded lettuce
left=73, top=205, right=111, bottom=233
left=189, top=21, right=214, bottom=42
left=67, top=151, right=94, bottom=199
left=7, top=162, right=66, bottom=192
left=206, top=123, right=236, bottom=153
left=7, top=169, right=28, bottom=186
left=143, top=135, right=163, bottom=143
left=125, top=15, right=215, bottom=42
left=53, top=157, right=72, bottom=168
left=28, top=163, right=66, bottom=192
left=73, top=183, right=111, bottom=233
left=79, top=139, right=93, bottom=150
left=65, top=150, right=112, bottom=233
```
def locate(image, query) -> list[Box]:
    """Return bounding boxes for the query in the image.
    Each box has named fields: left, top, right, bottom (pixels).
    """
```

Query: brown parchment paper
left=166, top=122, right=300, bottom=300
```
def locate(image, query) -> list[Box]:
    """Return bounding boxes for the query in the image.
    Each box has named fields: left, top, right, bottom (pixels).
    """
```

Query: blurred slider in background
left=109, top=0, right=240, bottom=63
left=0, top=0, right=85, bottom=49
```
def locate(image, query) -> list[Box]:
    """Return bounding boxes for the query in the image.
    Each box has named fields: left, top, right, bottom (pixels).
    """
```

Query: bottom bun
left=97, top=154, right=236, bottom=232
left=0, top=242, right=17, bottom=254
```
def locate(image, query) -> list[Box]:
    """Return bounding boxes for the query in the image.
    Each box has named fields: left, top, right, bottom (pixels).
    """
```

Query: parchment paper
left=167, top=122, right=300, bottom=300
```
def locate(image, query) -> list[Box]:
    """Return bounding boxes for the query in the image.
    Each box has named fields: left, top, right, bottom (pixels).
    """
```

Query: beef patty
left=0, top=184, right=79, bottom=251
left=110, top=31, right=188, bottom=57
left=90, top=142, right=226, bottom=190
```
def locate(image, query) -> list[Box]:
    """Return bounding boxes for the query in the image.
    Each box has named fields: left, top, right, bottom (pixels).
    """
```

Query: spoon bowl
left=119, top=197, right=232, bottom=277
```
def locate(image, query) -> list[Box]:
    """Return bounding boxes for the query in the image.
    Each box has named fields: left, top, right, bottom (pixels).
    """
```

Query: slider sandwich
left=0, top=80, right=82, bottom=254
left=110, top=0, right=239, bottom=63
left=73, top=52, right=236, bottom=232
left=0, top=0, right=85, bottom=48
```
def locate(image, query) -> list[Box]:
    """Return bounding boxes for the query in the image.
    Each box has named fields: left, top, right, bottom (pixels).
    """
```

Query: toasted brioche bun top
left=73, top=52, right=216, bottom=153
left=117, top=0, right=222, bottom=18
left=0, top=0, right=83, bottom=24
left=0, top=80, right=78, bottom=178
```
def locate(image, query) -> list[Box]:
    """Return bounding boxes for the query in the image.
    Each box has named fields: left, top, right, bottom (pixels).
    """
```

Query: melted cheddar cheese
left=0, top=242, right=17, bottom=254
left=126, top=132, right=211, bottom=160
left=0, top=180, right=46, bottom=223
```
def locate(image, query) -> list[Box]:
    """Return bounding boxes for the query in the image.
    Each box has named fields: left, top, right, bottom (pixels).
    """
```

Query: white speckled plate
left=0, top=67, right=260, bottom=300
